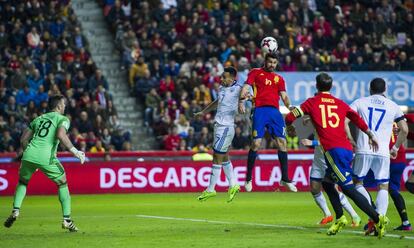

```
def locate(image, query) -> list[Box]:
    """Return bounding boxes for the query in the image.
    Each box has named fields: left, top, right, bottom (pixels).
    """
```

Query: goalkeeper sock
left=322, top=181, right=343, bottom=219
left=278, top=151, right=290, bottom=182
left=312, top=192, right=332, bottom=217
left=339, top=192, right=358, bottom=218
left=58, top=184, right=71, bottom=218
left=13, top=183, right=27, bottom=210
left=207, top=164, right=222, bottom=192
left=246, top=150, right=257, bottom=181
left=222, top=161, right=235, bottom=187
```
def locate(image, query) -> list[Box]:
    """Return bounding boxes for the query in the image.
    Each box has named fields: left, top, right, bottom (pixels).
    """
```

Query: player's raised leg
left=222, top=160, right=240, bottom=203
left=245, top=138, right=260, bottom=192
left=275, top=136, right=297, bottom=192
left=4, top=160, right=37, bottom=228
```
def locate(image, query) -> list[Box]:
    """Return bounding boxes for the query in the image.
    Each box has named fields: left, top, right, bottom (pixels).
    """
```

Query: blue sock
left=246, top=150, right=257, bottom=181
left=278, top=151, right=289, bottom=182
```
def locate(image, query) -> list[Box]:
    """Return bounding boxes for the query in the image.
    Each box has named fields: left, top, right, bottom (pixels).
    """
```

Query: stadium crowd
left=101, top=0, right=414, bottom=150
left=0, top=1, right=131, bottom=153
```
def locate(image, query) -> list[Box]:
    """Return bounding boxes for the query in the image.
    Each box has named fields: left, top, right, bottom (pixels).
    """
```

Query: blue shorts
left=364, top=162, right=405, bottom=191
left=324, top=148, right=353, bottom=186
left=252, top=106, right=285, bottom=139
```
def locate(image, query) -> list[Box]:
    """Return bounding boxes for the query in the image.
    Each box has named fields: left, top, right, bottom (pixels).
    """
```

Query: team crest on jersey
left=274, top=76, right=279, bottom=84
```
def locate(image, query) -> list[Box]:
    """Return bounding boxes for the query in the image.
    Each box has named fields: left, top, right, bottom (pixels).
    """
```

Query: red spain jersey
left=297, top=92, right=368, bottom=151
left=246, top=68, right=286, bottom=108
left=390, top=123, right=406, bottom=164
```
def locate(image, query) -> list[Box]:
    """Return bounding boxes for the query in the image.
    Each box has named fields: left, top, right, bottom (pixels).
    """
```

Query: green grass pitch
left=1, top=192, right=413, bottom=248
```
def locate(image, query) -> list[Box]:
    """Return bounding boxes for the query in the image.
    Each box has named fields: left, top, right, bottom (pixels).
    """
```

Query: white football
left=260, top=37, right=278, bottom=54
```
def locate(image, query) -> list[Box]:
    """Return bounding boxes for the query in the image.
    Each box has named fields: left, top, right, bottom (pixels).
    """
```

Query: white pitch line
left=136, top=214, right=414, bottom=240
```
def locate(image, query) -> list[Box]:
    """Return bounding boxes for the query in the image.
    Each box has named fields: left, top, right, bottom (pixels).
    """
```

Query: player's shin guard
left=406, top=181, right=414, bottom=194
left=390, top=189, right=409, bottom=223
left=13, top=181, right=28, bottom=209
left=322, top=181, right=343, bottom=219
left=246, top=150, right=257, bottom=181
left=341, top=185, right=379, bottom=223
left=58, top=184, right=71, bottom=217
left=278, top=151, right=290, bottom=182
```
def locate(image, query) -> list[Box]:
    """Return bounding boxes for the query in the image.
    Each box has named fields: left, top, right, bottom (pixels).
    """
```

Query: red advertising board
left=1, top=158, right=414, bottom=195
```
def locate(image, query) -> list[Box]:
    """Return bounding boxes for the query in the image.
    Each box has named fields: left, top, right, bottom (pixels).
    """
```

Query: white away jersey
left=350, top=95, right=404, bottom=157
left=215, top=81, right=243, bottom=126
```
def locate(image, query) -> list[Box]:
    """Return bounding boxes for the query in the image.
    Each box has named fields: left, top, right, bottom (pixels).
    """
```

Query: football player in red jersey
left=239, top=53, right=296, bottom=192
left=285, top=72, right=387, bottom=238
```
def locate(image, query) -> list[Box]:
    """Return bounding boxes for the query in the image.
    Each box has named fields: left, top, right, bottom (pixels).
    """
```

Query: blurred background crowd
left=101, top=0, right=414, bottom=150
left=0, top=0, right=131, bottom=154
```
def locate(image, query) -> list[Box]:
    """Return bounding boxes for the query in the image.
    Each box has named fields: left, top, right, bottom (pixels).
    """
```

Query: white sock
left=376, top=189, right=389, bottom=215
left=313, top=192, right=332, bottom=217
left=222, top=161, right=235, bottom=187
left=403, top=220, right=410, bottom=225
left=339, top=192, right=358, bottom=218
left=207, top=164, right=222, bottom=192
left=355, top=185, right=372, bottom=205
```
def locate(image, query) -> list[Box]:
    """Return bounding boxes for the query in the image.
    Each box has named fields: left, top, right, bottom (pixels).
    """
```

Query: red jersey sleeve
left=278, top=75, right=286, bottom=92
left=405, top=114, right=414, bottom=124
left=300, top=99, right=312, bottom=115
left=345, top=103, right=368, bottom=132
left=246, top=69, right=257, bottom=86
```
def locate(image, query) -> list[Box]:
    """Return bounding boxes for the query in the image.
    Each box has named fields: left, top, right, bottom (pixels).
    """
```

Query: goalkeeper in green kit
left=3, top=95, right=86, bottom=232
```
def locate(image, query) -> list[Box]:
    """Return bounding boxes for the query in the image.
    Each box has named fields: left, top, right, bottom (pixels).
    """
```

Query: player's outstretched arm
left=391, top=119, right=409, bottom=159
left=279, top=91, right=291, bottom=109
left=193, top=100, right=218, bottom=117
left=240, top=84, right=251, bottom=100
left=56, top=127, right=86, bottom=164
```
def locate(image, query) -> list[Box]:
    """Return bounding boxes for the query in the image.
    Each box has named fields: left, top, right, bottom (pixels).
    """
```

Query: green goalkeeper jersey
left=22, top=111, right=70, bottom=166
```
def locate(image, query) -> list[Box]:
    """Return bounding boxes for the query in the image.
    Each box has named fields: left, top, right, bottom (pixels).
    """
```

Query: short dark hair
left=316, top=72, right=333, bottom=92
left=265, top=52, right=278, bottom=61
left=224, top=66, right=237, bottom=78
left=370, top=78, right=386, bottom=94
left=48, top=95, right=65, bottom=111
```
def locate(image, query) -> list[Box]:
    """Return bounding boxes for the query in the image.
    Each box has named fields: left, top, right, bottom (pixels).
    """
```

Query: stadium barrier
left=281, top=72, right=414, bottom=106
left=0, top=150, right=413, bottom=195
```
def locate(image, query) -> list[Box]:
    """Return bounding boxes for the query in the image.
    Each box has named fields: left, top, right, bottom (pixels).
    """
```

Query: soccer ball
left=260, top=37, right=278, bottom=54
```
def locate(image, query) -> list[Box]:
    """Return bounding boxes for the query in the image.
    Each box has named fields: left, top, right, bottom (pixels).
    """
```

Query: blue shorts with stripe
left=252, top=106, right=285, bottom=139
left=324, top=148, right=353, bottom=186
left=364, top=162, right=405, bottom=192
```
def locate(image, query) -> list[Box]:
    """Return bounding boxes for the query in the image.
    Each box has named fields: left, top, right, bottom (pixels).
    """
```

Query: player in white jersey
left=301, top=116, right=361, bottom=227
left=196, top=67, right=243, bottom=203
left=347, top=78, right=408, bottom=219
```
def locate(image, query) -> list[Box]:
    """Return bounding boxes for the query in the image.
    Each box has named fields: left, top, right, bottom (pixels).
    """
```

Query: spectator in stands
left=89, top=69, right=109, bottom=90
left=90, top=140, right=105, bottom=153
left=76, top=111, right=93, bottom=135
left=16, top=85, right=35, bottom=107
left=164, top=126, right=181, bottom=151
left=144, top=88, right=161, bottom=127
